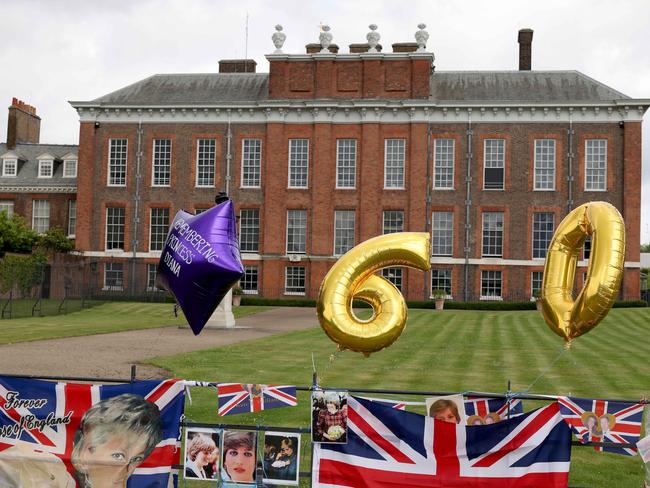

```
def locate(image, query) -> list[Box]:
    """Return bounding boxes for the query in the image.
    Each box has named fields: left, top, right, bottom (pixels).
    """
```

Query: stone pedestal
left=205, top=289, right=236, bottom=328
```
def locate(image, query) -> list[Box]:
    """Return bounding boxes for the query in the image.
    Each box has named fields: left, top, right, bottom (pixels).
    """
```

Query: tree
left=36, top=227, right=75, bottom=254
left=641, top=243, right=650, bottom=253
left=0, top=212, right=38, bottom=256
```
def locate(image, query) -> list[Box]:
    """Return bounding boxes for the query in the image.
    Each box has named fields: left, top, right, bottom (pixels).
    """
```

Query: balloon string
left=312, top=349, right=344, bottom=388
left=511, top=346, right=569, bottom=397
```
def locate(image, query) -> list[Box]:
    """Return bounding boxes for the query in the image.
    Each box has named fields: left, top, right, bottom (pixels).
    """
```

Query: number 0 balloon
left=540, top=202, right=625, bottom=342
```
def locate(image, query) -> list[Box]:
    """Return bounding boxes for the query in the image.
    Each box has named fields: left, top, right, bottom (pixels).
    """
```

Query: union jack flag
left=314, top=396, right=571, bottom=487
left=557, top=396, right=644, bottom=456
left=464, top=397, right=524, bottom=424
left=0, top=376, right=185, bottom=487
left=360, top=397, right=408, bottom=410
left=217, top=383, right=297, bottom=416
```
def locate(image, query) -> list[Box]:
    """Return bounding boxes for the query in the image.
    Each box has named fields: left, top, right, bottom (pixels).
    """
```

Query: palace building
left=69, top=26, right=648, bottom=301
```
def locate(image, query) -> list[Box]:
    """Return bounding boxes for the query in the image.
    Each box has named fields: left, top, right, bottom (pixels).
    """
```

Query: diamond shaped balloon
left=156, top=199, right=244, bottom=334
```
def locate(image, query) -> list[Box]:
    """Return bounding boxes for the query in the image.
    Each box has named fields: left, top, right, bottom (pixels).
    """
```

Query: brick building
left=69, top=27, right=648, bottom=300
left=0, top=98, right=78, bottom=238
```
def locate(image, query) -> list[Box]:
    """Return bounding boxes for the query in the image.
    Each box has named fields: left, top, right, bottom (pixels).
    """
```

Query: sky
left=2, top=0, right=650, bottom=243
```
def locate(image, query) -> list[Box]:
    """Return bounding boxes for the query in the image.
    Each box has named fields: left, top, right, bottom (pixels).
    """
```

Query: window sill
left=102, top=286, right=124, bottom=291
left=240, top=186, right=261, bottom=190
left=583, top=189, right=607, bottom=192
left=242, top=290, right=258, bottom=295
left=433, top=187, right=455, bottom=191
left=383, top=187, right=405, bottom=191
left=532, top=188, right=555, bottom=192
left=196, top=185, right=216, bottom=189
left=480, top=296, right=503, bottom=301
left=287, top=186, right=309, bottom=190
left=152, top=184, right=171, bottom=188
left=482, top=188, right=505, bottom=191
left=430, top=295, right=453, bottom=300
left=284, top=291, right=305, bottom=296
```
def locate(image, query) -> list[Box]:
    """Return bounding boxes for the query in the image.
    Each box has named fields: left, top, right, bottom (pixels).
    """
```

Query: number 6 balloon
left=540, top=202, right=625, bottom=343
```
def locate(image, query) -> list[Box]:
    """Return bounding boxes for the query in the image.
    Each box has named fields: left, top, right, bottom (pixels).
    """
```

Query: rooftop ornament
left=415, top=23, right=429, bottom=52
left=272, top=25, right=286, bottom=54
left=366, top=24, right=380, bottom=53
left=319, top=24, right=333, bottom=53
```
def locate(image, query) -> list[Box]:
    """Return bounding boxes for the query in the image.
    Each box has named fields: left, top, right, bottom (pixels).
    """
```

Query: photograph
left=262, top=432, right=300, bottom=486
left=312, top=390, right=348, bottom=444
left=184, top=427, right=221, bottom=481
left=425, top=394, right=466, bottom=425
left=220, top=430, right=258, bottom=486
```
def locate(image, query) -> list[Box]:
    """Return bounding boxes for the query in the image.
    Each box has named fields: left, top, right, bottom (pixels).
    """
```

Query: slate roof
left=79, top=70, right=631, bottom=106
left=0, top=143, right=78, bottom=189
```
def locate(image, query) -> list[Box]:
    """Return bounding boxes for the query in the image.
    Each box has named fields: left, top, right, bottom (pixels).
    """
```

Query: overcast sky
left=2, top=0, right=649, bottom=243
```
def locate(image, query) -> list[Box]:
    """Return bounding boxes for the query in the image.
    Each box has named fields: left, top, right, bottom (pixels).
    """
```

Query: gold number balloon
left=317, top=232, right=431, bottom=355
left=540, top=202, right=625, bottom=342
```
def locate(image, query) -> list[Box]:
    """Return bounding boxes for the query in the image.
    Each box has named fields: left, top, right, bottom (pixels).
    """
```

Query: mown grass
left=0, top=303, right=271, bottom=344
left=148, top=307, right=650, bottom=487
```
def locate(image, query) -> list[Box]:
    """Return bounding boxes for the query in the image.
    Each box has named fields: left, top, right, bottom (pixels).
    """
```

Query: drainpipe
left=225, top=110, right=233, bottom=196
left=130, top=119, right=143, bottom=293
left=425, top=123, right=433, bottom=299
left=464, top=109, right=473, bottom=301
left=567, top=109, right=574, bottom=213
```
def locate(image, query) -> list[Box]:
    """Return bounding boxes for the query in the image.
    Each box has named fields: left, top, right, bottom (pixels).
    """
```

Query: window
left=68, top=200, right=77, bottom=237
left=286, top=209, right=307, bottom=254
left=434, top=139, right=454, bottom=189
left=242, top=265, right=259, bottom=294
left=32, top=200, right=50, bottom=233
left=152, top=139, right=172, bottom=186
left=334, top=210, right=355, bottom=255
left=2, top=159, right=17, bottom=177
left=288, top=139, right=309, bottom=188
left=481, top=270, right=502, bottom=299
left=195, top=208, right=209, bottom=215
left=63, top=159, right=77, bottom=178
left=534, top=139, right=556, bottom=190
left=104, top=263, right=123, bottom=290
left=585, top=139, right=607, bottom=191
left=336, top=139, right=356, bottom=189
left=532, top=213, right=554, bottom=259
left=431, top=269, right=452, bottom=296
left=0, top=200, right=14, bottom=216
left=285, top=266, right=305, bottom=295
left=241, top=138, right=262, bottom=187
left=196, top=139, right=216, bottom=187
left=431, top=211, right=453, bottom=256
left=383, top=210, right=404, bottom=234
left=531, top=271, right=543, bottom=297
left=384, top=139, right=405, bottom=189
left=239, top=209, right=260, bottom=253
left=583, top=237, right=591, bottom=260
left=38, top=160, right=53, bottom=178
left=147, top=263, right=159, bottom=291
left=482, top=212, right=504, bottom=257
left=381, top=268, right=402, bottom=291
left=106, top=207, right=125, bottom=250
left=108, top=139, right=128, bottom=186
left=149, top=208, right=169, bottom=251
left=483, top=139, right=505, bottom=190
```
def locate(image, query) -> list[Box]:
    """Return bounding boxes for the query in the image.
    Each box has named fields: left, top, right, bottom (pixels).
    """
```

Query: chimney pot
left=218, top=59, right=257, bottom=73
left=518, top=28, right=533, bottom=71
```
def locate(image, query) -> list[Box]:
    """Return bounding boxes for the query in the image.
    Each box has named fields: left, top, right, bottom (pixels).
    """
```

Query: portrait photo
left=262, top=432, right=300, bottom=486
left=312, top=390, right=348, bottom=444
left=425, top=394, right=466, bottom=425
left=184, top=427, right=221, bottom=481
left=220, top=430, right=258, bottom=486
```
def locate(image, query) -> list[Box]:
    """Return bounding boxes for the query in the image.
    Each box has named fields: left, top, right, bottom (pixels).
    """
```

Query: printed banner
left=217, top=384, right=297, bottom=416
left=464, top=397, right=524, bottom=425
left=0, top=376, right=185, bottom=487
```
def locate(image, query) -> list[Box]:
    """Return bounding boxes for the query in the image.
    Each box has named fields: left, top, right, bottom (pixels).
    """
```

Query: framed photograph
left=220, top=430, right=258, bottom=486
left=262, top=432, right=300, bottom=486
left=311, top=390, right=348, bottom=444
left=184, top=427, right=221, bottom=481
left=425, top=394, right=466, bottom=425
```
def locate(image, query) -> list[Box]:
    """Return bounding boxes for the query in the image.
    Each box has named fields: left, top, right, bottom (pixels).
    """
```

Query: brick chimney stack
left=7, top=97, right=41, bottom=149
left=218, top=59, right=257, bottom=73
left=518, top=29, right=533, bottom=71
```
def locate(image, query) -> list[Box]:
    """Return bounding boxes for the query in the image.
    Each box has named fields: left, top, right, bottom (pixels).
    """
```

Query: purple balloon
left=156, top=200, right=244, bottom=335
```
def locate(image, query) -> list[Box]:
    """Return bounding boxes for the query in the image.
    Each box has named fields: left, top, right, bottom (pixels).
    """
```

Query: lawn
left=148, top=307, right=650, bottom=487
left=0, top=302, right=271, bottom=344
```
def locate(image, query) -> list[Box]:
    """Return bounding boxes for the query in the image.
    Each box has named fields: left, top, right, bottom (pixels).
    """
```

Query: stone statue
left=272, top=24, right=286, bottom=53
left=366, top=24, right=380, bottom=53
left=415, top=23, right=429, bottom=52
left=319, top=24, right=333, bottom=53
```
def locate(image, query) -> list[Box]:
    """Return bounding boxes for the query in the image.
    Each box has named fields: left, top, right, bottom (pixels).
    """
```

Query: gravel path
left=0, top=307, right=319, bottom=380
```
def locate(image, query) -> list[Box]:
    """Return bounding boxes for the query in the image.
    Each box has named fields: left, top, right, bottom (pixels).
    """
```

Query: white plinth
left=204, top=289, right=236, bottom=328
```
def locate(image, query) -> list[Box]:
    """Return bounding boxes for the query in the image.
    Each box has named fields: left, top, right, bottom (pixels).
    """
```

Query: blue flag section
left=314, top=396, right=572, bottom=487
left=0, top=376, right=185, bottom=487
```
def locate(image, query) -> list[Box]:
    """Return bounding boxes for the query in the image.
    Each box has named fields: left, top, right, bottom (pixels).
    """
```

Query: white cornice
left=0, top=186, right=77, bottom=193
left=265, top=52, right=434, bottom=62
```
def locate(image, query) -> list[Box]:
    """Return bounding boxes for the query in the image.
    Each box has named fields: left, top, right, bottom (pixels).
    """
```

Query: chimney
left=349, top=43, right=382, bottom=53
left=392, top=42, right=418, bottom=53
left=6, top=97, right=41, bottom=149
left=305, top=43, right=339, bottom=54
left=218, top=59, right=257, bottom=73
left=518, top=28, right=533, bottom=71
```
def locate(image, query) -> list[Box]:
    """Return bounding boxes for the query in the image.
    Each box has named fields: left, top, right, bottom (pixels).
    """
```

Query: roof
left=429, top=71, right=630, bottom=103
left=79, top=70, right=632, bottom=106
left=0, top=143, right=78, bottom=189
left=91, top=73, right=269, bottom=105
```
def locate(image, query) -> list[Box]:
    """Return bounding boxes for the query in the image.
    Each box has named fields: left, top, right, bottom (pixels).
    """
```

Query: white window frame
left=152, top=139, right=172, bottom=187
left=2, top=158, right=17, bottom=177
left=431, top=211, right=453, bottom=257
left=533, top=139, right=556, bottom=191
left=32, top=200, right=50, bottom=233
left=382, top=210, right=404, bottom=235
left=239, top=209, right=260, bottom=253
left=381, top=267, right=403, bottom=291
left=63, top=159, right=77, bottom=178
left=288, top=139, right=309, bottom=189
left=532, top=212, right=554, bottom=259
left=0, top=200, right=15, bottom=216
left=531, top=271, right=543, bottom=299
left=483, top=139, right=505, bottom=190
left=433, top=139, right=455, bottom=190
left=241, top=265, right=259, bottom=295
left=38, top=159, right=54, bottom=178
left=584, top=139, right=607, bottom=191
left=482, top=212, right=504, bottom=258
left=430, top=268, right=453, bottom=299
left=147, top=263, right=159, bottom=292
left=107, top=138, right=128, bottom=187
left=195, top=139, right=216, bottom=188
left=286, top=209, right=307, bottom=254
left=336, top=139, right=357, bottom=189
left=105, top=207, right=125, bottom=251
left=333, top=210, right=355, bottom=256
left=241, top=138, right=262, bottom=188
left=149, top=208, right=169, bottom=252
left=480, top=270, right=503, bottom=301
left=68, top=200, right=77, bottom=238
left=384, top=139, right=405, bottom=189
left=284, top=266, right=306, bottom=295
left=103, top=262, right=124, bottom=291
